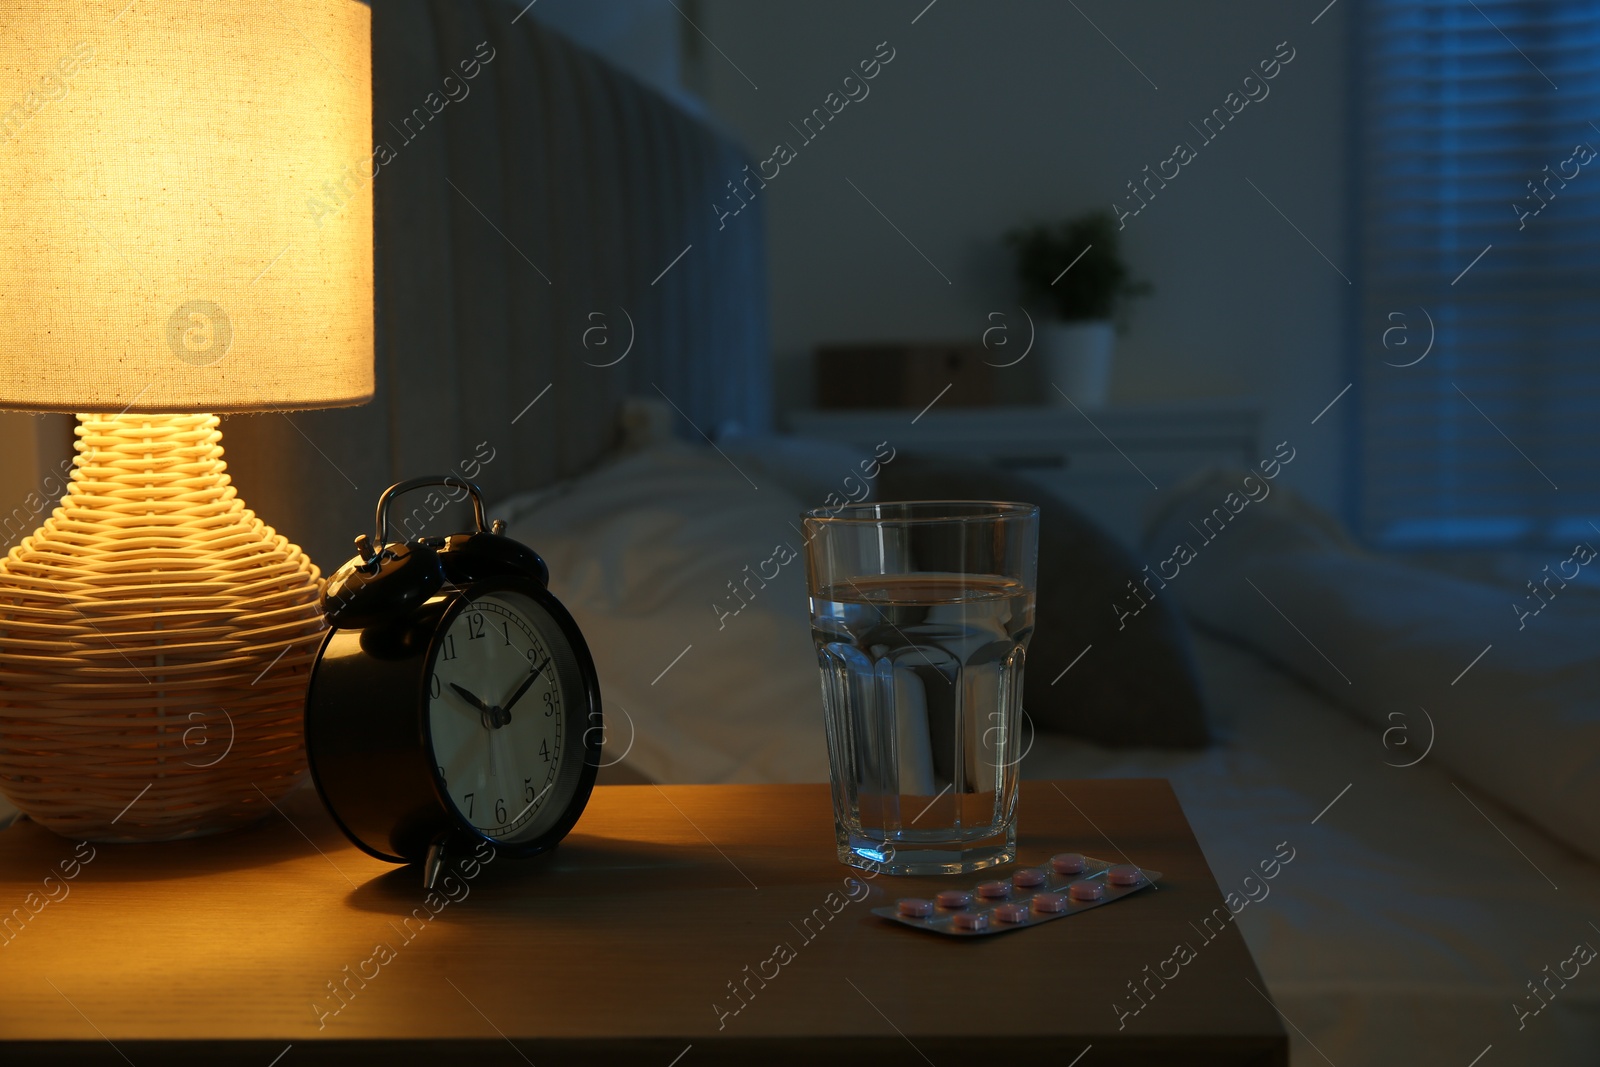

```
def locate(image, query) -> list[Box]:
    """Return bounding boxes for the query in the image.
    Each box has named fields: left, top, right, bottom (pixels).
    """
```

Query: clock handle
left=374, top=476, right=489, bottom=552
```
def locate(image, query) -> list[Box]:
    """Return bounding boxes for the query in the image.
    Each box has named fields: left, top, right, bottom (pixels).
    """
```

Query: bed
left=7, top=2, right=1595, bottom=1064
left=1022, top=636, right=1600, bottom=1067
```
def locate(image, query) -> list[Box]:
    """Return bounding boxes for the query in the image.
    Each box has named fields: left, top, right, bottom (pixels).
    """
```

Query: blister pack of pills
left=872, top=853, right=1161, bottom=937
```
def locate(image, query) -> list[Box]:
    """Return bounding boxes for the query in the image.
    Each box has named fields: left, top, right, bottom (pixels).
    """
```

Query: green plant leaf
left=1006, top=210, right=1151, bottom=323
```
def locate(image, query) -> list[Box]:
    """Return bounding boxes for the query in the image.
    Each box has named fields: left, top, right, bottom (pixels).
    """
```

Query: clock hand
left=499, top=657, right=552, bottom=716
left=489, top=726, right=510, bottom=792
left=449, top=682, right=493, bottom=716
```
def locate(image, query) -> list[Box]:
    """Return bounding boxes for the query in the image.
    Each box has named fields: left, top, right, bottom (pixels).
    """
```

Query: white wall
left=694, top=0, right=1351, bottom=513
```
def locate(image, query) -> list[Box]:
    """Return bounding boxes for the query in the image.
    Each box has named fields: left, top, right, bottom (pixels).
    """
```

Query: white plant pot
left=1041, top=320, right=1115, bottom=407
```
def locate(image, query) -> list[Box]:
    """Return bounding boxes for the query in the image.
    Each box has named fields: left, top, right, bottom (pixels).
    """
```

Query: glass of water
left=802, top=500, right=1039, bottom=876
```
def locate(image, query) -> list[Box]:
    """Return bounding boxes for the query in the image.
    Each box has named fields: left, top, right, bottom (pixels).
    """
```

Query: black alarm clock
left=304, top=476, right=602, bottom=889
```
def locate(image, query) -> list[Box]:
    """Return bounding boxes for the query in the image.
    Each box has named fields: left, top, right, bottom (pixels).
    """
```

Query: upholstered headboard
left=220, top=0, right=769, bottom=571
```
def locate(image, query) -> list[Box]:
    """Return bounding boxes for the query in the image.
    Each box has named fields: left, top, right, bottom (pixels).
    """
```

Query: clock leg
left=423, top=834, right=450, bottom=891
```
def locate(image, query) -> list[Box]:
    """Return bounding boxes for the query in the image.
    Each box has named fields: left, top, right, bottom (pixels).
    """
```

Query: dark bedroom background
left=506, top=0, right=1598, bottom=579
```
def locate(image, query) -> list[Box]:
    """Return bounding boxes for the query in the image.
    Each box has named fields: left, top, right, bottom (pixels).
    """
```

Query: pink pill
left=1031, top=891, right=1070, bottom=913
left=952, top=910, right=989, bottom=931
left=994, top=902, right=1029, bottom=923
left=1051, top=852, right=1087, bottom=874
left=935, top=889, right=973, bottom=909
left=1068, top=879, right=1105, bottom=901
left=897, top=898, right=934, bottom=918
left=1012, top=867, right=1047, bottom=887
left=1107, top=865, right=1144, bottom=886
left=977, top=880, right=1011, bottom=899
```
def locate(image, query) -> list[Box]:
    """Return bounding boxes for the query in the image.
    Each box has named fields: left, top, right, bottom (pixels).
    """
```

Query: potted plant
left=1006, top=211, right=1150, bottom=406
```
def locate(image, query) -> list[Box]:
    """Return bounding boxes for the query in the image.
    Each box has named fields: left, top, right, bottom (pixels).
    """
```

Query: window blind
left=1357, top=0, right=1600, bottom=548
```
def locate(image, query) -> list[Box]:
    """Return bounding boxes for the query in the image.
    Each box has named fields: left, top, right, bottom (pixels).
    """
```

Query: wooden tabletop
left=0, top=779, right=1286, bottom=1065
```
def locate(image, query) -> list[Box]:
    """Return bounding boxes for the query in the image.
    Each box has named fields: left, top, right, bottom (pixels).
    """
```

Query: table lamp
left=0, top=1, right=373, bottom=841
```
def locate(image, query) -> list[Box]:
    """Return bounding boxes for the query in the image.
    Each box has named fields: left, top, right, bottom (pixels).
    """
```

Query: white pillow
left=715, top=431, right=886, bottom=510
left=619, top=394, right=886, bottom=509
left=1143, top=468, right=1600, bottom=864
left=496, top=441, right=829, bottom=783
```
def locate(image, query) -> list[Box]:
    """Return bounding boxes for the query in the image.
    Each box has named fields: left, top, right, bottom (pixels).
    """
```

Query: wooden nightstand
left=788, top=402, right=1262, bottom=546
left=0, top=779, right=1285, bottom=1065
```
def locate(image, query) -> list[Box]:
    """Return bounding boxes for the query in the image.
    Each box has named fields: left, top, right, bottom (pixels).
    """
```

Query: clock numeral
left=539, top=739, right=550, bottom=763
left=523, top=777, right=535, bottom=802
left=436, top=765, right=447, bottom=786
left=542, top=690, right=556, bottom=717
left=463, top=792, right=475, bottom=817
left=494, top=797, right=507, bottom=824
left=441, top=634, right=458, bottom=661
left=501, top=620, right=512, bottom=646
left=468, top=613, right=485, bottom=641
left=429, top=674, right=441, bottom=699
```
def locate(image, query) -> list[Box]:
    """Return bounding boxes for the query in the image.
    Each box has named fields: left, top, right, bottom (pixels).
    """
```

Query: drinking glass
left=802, top=500, right=1039, bottom=876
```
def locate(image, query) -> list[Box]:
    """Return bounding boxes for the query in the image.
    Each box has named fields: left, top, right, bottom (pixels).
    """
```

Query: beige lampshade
left=0, top=0, right=374, bottom=413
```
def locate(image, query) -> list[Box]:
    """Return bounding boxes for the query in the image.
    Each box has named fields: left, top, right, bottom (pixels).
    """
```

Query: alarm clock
left=304, top=476, right=602, bottom=888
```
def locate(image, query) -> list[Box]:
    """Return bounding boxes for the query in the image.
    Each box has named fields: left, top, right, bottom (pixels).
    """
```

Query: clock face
left=426, top=590, right=569, bottom=843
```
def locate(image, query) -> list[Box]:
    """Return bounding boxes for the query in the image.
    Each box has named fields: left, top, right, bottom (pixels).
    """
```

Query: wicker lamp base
left=0, top=413, right=325, bottom=841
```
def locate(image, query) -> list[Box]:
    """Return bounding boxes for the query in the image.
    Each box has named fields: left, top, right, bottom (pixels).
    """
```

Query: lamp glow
left=0, top=0, right=373, bottom=840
